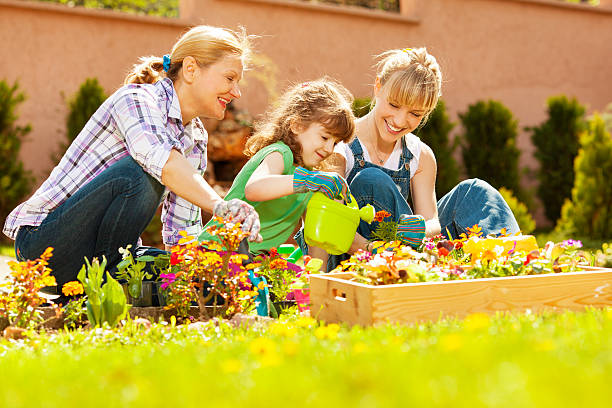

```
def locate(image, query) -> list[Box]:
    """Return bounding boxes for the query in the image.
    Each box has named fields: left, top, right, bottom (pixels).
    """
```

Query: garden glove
left=293, top=167, right=349, bottom=201
left=396, top=214, right=426, bottom=249
left=213, top=199, right=262, bottom=242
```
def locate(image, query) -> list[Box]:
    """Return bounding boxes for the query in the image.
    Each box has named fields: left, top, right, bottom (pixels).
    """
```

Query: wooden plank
left=310, top=269, right=612, bottom=326
left=310, top=274, right=374, bottom=326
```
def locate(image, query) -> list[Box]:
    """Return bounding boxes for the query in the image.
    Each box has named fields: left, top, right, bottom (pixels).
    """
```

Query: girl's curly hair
left=244, top=77, right=355, bottom=168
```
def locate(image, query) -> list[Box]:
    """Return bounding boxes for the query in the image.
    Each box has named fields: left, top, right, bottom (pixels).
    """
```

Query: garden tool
left=304, top=191, right=375, bottom=255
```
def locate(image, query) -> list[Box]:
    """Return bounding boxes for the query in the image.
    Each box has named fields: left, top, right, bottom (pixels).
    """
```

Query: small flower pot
left=154, top=282, right=168, bottom=307
left=122, top=281, right=154, bottom=307
left=271, top=300, right=297, bottom=317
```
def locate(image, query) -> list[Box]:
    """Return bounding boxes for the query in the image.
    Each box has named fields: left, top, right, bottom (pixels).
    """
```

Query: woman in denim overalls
left=299, top=47, right=519, bottom=271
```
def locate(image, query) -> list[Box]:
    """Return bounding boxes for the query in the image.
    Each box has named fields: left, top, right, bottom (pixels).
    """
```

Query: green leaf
left=135, top=255, right=156, bottom=262
left=101, top=272, right=127, bottom=328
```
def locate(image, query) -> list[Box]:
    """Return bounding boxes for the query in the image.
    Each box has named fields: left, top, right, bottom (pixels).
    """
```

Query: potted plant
left=116, top=245, right=154, bottom=306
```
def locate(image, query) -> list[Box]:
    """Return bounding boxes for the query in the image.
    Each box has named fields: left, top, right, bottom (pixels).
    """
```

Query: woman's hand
left=213, top=199, right=262, bottom=242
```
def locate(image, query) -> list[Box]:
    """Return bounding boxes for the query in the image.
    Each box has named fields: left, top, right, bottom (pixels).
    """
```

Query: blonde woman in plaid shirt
left=3, top=26, right=262, bottom=292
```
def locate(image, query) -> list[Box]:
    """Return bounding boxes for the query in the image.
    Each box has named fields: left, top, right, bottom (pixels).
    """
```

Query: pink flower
left=160, top=273, right=176, bottom=290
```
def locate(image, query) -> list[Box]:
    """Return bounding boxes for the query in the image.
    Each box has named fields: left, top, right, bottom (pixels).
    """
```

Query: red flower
left=438, top=247, right=450, bottom=257
left=170, top=252, right=180, bottom=265
left=454, top=241, right=463, bottom=250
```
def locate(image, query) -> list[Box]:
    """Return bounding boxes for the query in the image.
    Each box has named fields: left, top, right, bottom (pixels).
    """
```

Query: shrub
left=36, top=0, right=179, bottom=17
left=498, top=187, right=535, bottom=235
left=459, top=100, right=522, bottom=201
left=556, top=114, right=612, bottom=239
left=53, top=78, right=106, bottom=164
left=0, top=80, right=34, bottom=232
left=352, top=97, right=372, bottom=118
left=415, top=100, right=459, bottom=197
left=528, top=95, right=586, bottom=224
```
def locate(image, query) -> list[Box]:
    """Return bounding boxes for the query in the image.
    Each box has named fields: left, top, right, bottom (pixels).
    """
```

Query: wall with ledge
left=1, top=0, right=611, bottom=225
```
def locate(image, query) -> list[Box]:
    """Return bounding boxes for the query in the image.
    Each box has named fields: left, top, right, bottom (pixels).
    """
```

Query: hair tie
left=162, top=54, right=171, bottom=72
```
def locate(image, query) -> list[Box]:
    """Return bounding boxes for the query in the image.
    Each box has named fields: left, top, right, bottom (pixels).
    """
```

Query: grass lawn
left=1, top=309, right=611, bottom=407
left=0, top=244, right=14, bottom=257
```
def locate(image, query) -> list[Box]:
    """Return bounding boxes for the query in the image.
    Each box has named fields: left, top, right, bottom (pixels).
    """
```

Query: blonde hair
left=375, top=47, right=442, bottom=120
left=124, top=25, right=252, bottom=85
left=245, top=77, right=355, bottom=168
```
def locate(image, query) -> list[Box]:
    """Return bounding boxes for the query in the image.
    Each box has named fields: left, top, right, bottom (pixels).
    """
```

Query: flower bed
left=309, top=223, right=612, bottom=325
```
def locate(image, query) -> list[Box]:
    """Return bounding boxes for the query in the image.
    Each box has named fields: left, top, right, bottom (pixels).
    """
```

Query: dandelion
left=62, top=281, right=84, bottom=297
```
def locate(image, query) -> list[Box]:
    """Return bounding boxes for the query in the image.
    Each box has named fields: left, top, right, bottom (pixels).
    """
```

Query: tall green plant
left=555, top=115, right=612, bottom=239
left=528, top=95, right=586, bottom=223
left=415, top=100, right=459, bottom=197
left=459, top=100, right=522, bottom=200
left=77, top=257, right=128, bottom=328
left=0, top=80, right=34, bottom=231
left=53, top=78, right=106, bottom=164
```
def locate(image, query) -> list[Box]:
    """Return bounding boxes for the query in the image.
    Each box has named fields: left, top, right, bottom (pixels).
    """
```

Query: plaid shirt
left=3, top=78, right=207, bottom=246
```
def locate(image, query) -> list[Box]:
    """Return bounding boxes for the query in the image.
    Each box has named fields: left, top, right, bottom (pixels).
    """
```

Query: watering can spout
left=359, top=204, right=375, bottom=223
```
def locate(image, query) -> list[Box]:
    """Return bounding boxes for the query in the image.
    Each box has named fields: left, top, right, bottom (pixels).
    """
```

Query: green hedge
left=0, top=80, right=34, bottom=235
left=556, top=114, right=612, bottom=239
left=35, top=0, right=178, bottom=17
left=528, top=95, right=586, bottom=224
left=459, top=100, right=523, bottom=201
left=415, top=100, right=459, bottom=197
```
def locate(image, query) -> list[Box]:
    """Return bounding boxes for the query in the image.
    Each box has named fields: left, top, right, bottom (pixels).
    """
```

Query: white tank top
left=334, top=133, right=422, bottom=179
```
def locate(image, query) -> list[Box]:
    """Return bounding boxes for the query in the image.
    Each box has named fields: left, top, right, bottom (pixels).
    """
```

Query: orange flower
left=466, top=224, right=483, bottom=238
left=269, top=258, right=288, bottom=270
left=374, top=210, right=392, bottom=222
left=62, top=281, right=84, bottom=297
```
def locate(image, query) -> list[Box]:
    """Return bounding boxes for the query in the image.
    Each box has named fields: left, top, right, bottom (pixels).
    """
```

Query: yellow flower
left=314, top=323, right=340, bottom=340
left=62, top=281, right=84, bottom=297
left=466, top=224, right=483, bottom=238
left=269, top=322, right=297, bottom=338
left=221, top=359, right=243, bottom=373
left=282, top=341, right=299, bottom=356
left=352, top=342, right=367, bottom=354
left=464, top=313, right=490, bottom=331
left=249, top=337, right=276, bottom=356
left=439, top=333, right=463, bottom=351
left=295, top=316, right=316, bottom=328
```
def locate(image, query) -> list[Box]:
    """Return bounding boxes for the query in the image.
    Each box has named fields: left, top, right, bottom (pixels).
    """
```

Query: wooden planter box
left=309, top=266, right=612, bottom=326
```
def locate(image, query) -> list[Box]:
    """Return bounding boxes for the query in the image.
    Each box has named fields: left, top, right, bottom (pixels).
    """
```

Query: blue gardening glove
left=293, top=167, right=348, bottom=200
left=396, top=214, right=426, bottom=248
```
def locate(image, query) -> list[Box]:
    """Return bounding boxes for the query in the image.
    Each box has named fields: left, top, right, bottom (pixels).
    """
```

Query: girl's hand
left=293, top=167, right=349, bottom=200
left=213, top=199, right=263, bottom=242
left=397, top=214, right=426, bottom=248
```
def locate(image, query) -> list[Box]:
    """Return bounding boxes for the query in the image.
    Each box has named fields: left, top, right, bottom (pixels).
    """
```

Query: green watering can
left=304, top=192, right=375, bottom=255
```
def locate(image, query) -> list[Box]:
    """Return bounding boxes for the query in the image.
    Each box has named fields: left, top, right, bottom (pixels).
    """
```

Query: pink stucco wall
left=1, top=0, right=611, bottom=225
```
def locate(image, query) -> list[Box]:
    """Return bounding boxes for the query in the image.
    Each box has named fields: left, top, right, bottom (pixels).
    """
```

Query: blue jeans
left=350, top=167, right=520, bottom=239
left=15, top=156, right=167, bottom=289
